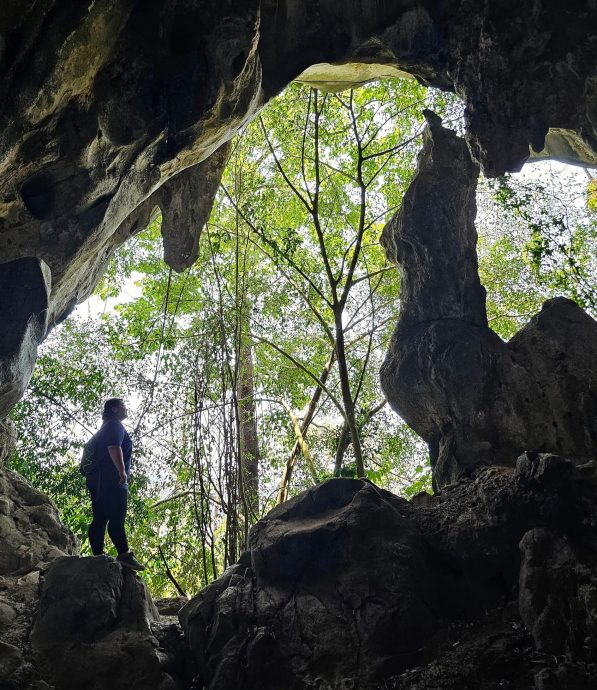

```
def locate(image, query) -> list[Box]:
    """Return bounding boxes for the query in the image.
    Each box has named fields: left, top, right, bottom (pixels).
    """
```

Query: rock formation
left=0, top=3, right=596, bottom=688
left=179, top=456, right=597, bottom=689
left=0, top=258, right=51, bottom=418
left=381, top=112, right=597, bottom=488
left=0, top=454, right=77, bottom=688
left=31, top=556, right=186, bottom=690
left=0, top=450, right=190, bottom=690
left=1, top=1, right=597, bottom=417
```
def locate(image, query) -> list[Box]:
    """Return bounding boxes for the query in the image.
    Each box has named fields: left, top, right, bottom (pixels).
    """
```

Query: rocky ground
left=180, top=452, right=597, bottom=689
left=1, top=436, right=596, bottom=688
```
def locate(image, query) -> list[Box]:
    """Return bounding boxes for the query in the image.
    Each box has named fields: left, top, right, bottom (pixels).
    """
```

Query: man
left=86, top=397, right=145, bottom=571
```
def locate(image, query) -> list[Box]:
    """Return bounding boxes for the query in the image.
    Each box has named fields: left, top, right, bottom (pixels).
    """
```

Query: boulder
left=179, top=455, right=597, bottom=689
left=31, top=555, right=178, bottom=690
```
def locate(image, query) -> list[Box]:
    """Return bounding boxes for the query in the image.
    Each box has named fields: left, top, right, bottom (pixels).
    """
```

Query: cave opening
left=6, top=72, right=595, bottom=601
left=1, top=4, right=596, bottom=685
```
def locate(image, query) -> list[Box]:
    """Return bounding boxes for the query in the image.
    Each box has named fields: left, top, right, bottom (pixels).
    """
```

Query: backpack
left=79, top=434, right=98, bottom=476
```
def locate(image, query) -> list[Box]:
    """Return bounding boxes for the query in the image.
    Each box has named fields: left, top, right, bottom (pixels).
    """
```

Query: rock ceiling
left=0, top=0, right=595, bottom=416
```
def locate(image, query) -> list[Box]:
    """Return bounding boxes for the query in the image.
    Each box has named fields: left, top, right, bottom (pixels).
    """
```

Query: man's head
left=102, top=398, right=127, bottom=422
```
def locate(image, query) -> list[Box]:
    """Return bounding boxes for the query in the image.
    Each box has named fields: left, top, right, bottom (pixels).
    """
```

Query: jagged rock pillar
left=380, top=112, right=597, bottom=488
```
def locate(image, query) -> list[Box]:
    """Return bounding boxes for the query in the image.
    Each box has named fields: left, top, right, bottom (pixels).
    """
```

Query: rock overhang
left=0, top=0, right=596, bottom=417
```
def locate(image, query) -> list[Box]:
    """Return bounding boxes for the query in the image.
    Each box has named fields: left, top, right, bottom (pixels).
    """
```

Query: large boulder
left=30, top=555, right=180, bottom=690
left=179, top=455, right=597, bottom=689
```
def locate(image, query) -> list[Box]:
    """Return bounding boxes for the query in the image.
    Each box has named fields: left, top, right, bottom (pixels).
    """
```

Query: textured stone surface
left=0, top=258, right=51, bottom=419
left=0, top=465, right=77, bottom=689
left=31, top=555, right=178, bottom=690
left=0, top=1, right=596, bottom=395
left=381, top=114, right=597, bottom=488
left=519, top=527, right=597, bottom=660
left=0, top=467, right=76, bottom=578
left=158, top=142, right=232, bottom=272
left=179, top=455, right=597, bottom=689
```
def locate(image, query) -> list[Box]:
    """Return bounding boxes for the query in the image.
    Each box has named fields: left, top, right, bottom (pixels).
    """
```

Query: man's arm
left=107, top=446, right=127, bottom=486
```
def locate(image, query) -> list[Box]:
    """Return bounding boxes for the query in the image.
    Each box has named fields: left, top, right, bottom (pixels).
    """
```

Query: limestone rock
left=0, top=2, right=597, bottom=418
left=519, top=528, right=597, bottom=660
left=0, top=466, right=76, bottom=577
left=0, top=465, right=77, bottom=689
left=381, top=115, right=597, bottom=488
left=154, top=596, right=189, bottom=617
left=31, top=555, right=177, bottom=690
left=0, top=258, right=50, bottom=419
left=158, top=142, right=231, bottom=272
left=179, top=457, right=597, bottom=689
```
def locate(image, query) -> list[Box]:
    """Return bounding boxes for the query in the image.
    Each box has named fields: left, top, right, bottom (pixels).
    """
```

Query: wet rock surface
left=179, top=455, right=597, bottom=689
left=381, top=113, right=597, bottom=488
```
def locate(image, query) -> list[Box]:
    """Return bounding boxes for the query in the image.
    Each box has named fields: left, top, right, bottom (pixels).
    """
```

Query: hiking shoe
left=117, top=551, right=146, bottom=571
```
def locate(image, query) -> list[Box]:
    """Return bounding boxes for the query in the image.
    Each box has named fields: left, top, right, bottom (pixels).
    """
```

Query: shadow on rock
left=180, top=454, right=597, bottom=689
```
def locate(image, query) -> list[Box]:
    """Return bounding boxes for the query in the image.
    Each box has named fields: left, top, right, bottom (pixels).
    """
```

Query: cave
left=0, top=2, right=596, bottom=688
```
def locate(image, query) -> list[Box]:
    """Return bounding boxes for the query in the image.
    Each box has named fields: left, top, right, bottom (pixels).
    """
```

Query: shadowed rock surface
left=1, top=2, right=597, bottom=420
left=30, top=556, right=186, bottom=690
left=0, top=458, right=77, bottom=689
left=0, top=449, right=596, bottom=688
left=0, top=258, right=51, bottom=419
left=179, top=456, right=597, bottom=689
left=381, top=113, right=597, bottom=488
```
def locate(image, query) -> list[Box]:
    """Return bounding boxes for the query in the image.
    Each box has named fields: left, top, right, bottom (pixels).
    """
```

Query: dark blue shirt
left=94, top=419, right=132, bottom=488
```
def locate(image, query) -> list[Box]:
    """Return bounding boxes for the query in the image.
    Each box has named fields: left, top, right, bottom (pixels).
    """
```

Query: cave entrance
left=7, top=72, right=596, bottom=598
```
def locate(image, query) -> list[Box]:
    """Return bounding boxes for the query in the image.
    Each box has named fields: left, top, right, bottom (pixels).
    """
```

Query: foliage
left=8, top=80, right=595, bottom=597
left=482, top=170, right=596, bottom=316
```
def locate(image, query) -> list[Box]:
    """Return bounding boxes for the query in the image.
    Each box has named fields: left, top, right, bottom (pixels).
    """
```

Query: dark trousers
left=87, top=478, right=129, bottom=555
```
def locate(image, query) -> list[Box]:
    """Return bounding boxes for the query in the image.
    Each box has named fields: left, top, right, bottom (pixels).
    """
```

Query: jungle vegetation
left=9, top=79, right=596, bottom=596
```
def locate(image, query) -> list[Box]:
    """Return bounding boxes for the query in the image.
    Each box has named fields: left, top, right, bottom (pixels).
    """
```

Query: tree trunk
left=277, top=351, right=335, bottom=504
left=334, top=309, right=365, bottom=477
left=333, top=421, right=350, bottom=474
left=237, top=322, right=260, bottom=520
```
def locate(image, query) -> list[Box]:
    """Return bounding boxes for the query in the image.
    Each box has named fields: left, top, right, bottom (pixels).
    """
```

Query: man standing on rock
left=86, top=397, right=145, bottom=571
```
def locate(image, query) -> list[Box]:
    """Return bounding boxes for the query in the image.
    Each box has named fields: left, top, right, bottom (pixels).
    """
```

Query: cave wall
left=0, top=2, right=595, bottom=450
left=0, top=2, right=596, bottom=349
left=0, top=5, right=596, bottom=687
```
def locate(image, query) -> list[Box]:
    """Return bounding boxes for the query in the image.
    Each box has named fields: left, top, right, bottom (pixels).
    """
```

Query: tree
left=214, top=80, right=430, bottom=491
left=10, top=78, right=593, bottom=597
